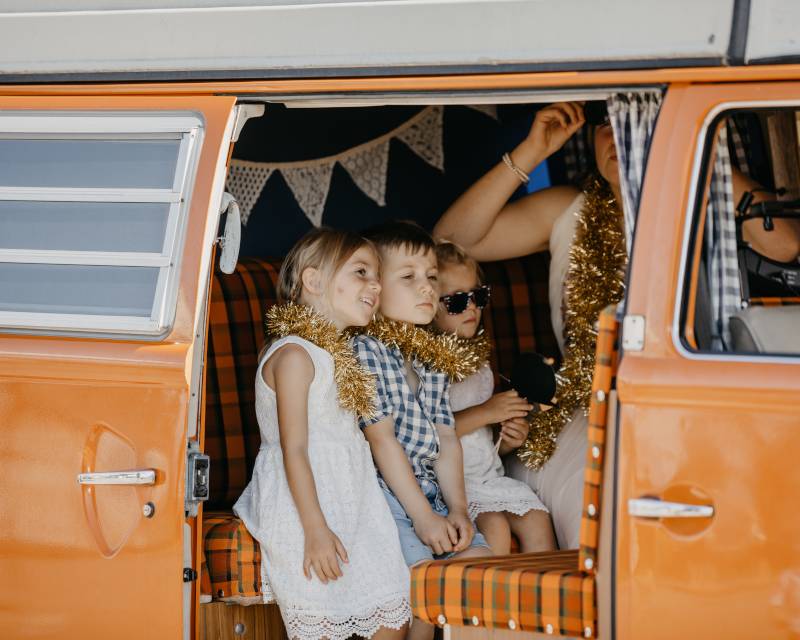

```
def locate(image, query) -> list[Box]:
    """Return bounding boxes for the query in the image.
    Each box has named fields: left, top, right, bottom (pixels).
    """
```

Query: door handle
left=628, top=497, right=714, bottom=519
left=77, top=469, right=156, bottom=486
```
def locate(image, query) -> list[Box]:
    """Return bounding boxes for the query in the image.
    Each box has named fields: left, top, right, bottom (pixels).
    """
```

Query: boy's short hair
left=435, top=240, right=484, bottom=284
left=362, top=220, right=436, bottom=256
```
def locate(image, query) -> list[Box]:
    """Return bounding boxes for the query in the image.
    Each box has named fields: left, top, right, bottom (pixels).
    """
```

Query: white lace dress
left=505, top=193, right=590, bottom=550
left=233, top=336, right=411, bottom=640
left=451, top=363, right=548, bottom=521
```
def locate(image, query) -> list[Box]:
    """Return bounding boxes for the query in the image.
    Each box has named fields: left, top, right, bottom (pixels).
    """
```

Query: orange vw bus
left=1, top=2, right=798, bottom=639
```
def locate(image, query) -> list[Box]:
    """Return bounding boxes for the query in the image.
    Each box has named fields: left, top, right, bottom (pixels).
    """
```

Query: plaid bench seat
left=410, top=306, right=620, bottom=638
left=200, top=254, right=559, bottom=603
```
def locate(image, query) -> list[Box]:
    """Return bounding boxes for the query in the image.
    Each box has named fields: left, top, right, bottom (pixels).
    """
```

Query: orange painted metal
left=0, top=95, right=236, bottom=639
left=617, top=83, right=800, bottom=639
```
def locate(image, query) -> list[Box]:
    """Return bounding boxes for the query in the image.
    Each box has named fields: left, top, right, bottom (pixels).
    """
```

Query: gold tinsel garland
left=265, top=302, right=377, bottom=420
left=362, top=319, right=491, bottom=382
left=518, top=176, right=627, bottom=470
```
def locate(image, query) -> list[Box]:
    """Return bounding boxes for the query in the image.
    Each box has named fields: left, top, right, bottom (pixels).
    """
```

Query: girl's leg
left=371, top=623, right=409, bottom=640
left=508, top=509, right=556, bottom=553
left=475, top=511, right=512, bottom=555
left=406, top=618, right=434, bottom=640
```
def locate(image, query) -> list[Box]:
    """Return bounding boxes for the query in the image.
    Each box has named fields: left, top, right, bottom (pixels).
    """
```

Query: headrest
left=729, top=306, right=800, bottom=354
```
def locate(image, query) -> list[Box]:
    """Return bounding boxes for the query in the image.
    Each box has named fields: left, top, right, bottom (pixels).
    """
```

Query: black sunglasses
left=439, top=285, right=491, bottom=315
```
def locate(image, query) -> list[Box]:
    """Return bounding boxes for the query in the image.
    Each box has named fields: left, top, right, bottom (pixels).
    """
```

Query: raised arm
left=433, top=102, right=585, bottom=261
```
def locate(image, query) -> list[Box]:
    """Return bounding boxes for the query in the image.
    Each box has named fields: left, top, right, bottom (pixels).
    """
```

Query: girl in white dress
left=234, top=228, right=411, bottom=640
left=431, top=241, right=555, bottom=555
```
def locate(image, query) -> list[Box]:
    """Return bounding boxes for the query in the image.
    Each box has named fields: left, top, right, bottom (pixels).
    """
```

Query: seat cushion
left=201, top=511, right=263, bottom=604
left=411, top=551, right=594, bottom=637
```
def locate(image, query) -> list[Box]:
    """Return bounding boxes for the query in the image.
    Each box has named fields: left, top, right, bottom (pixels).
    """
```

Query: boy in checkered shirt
left=353, top=221, right=490, bottom=640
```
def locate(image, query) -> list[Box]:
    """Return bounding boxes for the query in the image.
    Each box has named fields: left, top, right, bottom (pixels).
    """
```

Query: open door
left=0, top=95, right=237, bottom=639
left=616, top=83, right=800, bottom=639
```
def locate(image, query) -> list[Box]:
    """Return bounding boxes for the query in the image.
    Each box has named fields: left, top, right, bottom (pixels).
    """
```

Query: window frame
left=0, top=111, right=204, bottom=337
left=672, top=99, right=800, bottom=364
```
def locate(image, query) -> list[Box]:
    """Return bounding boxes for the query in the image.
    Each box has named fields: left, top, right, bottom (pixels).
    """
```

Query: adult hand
left=303, top=526, right=348, bottom=584
left=446, top=510, right=475, bottom=553
left=480, top=390, right=533, bottom=425
left=524, top=102, right=585, bottom=160
left=413, top=509, right=458, bottom=556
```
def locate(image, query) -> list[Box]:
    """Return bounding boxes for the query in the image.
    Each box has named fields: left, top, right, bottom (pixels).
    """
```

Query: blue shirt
left=353, top=334, right=454, bottom=511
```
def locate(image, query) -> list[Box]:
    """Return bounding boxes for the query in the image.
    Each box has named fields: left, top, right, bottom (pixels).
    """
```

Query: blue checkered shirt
left=353, top=334, right=454, bottom=512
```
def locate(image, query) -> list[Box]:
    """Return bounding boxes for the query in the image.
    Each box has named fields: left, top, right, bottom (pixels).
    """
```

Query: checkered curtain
left=607, top=92, right=663, bottom=251
left=704, top=125, right=741, bottom=350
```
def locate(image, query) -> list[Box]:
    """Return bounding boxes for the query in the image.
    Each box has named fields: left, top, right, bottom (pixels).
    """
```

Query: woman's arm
left=271, top=345, right=347, bottom=583
left=433, top=102, right=584, bottom=261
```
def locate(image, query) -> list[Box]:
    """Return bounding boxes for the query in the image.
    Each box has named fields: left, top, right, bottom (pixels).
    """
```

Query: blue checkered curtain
left=705, top=125, right=741, bottom=350
left=607, top=92, right=663, bottom=252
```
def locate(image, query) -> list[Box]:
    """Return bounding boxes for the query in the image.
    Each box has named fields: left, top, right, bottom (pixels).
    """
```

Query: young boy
left=353, top=221, right=491, bottom=640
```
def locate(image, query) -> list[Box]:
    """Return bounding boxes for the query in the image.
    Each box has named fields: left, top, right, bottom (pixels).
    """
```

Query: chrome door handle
left=628, top=497, right=714, bottom=519
left=77, top=469, right=156, bottom=486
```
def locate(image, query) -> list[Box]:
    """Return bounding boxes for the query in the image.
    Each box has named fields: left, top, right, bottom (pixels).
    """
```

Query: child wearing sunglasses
left=433, top=241, right=556, bottom=555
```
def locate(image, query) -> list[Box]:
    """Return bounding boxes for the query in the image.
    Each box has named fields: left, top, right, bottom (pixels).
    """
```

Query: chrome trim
left=670, top=98, right=800, bottom=366
left=628, top=497, right=713, bottom=519
left=77, top=469, right=156, bottom=485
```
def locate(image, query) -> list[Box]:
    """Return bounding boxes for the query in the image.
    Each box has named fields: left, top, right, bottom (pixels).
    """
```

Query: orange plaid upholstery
left=201, top=511, right=263, bottom=602
left=201, top=254, right=558, bottom=602
left=410, top=306, right=620, bottom=638
left=749, top=296, right=800, bottom=306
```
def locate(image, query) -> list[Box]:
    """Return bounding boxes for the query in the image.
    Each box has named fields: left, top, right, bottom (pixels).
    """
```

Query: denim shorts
left=382, top=488, right=490, bottom=567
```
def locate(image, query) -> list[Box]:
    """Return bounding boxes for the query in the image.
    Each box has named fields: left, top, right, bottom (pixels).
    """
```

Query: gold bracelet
left=502, top=152, right=530, bottom=184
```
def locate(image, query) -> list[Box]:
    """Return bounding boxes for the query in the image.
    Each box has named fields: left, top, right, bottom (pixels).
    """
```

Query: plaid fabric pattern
left=353, top=335, right=454, bottom=511
left=410, top=307, right=621, bottom=638
left=201, top=511, right=263, bottom=602
left=727, top=116, right=751, bottom=177
left=204, top=256, right=556, bottom=511
left=579, top=306, right=619, bottom=575
left=705, top=125, right=741, bottom=350
left=607, top=91, right=663, bottom=252
left=411, top=551, right=594, bottom=637
left=750, top=296, right=800, bottom=306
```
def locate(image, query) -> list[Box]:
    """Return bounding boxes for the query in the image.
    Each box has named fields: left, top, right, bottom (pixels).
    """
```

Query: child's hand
left=499, top=417, right=530, bottom=449
left=413, top=510, right=458, bottom=556
left=446, top=511, right=475, bottom=553
left=480, top=390, right=533, bottom=425
left=303, top=526, right=348, bottom=584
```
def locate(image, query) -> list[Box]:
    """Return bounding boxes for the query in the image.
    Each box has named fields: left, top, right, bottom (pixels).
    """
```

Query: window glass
left=0, top=263, right=159, bottom=317
left=0, top=201, right=170, bottom=253
left=0, top=138, right=180, bottom=189
left=681, top=108, right=800, bottom=356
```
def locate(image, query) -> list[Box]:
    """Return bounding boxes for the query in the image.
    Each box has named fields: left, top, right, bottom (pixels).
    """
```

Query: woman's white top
left=234, top=336, right=411, bottom=640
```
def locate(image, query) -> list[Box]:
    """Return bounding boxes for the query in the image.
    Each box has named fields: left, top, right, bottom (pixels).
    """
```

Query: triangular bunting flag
left=225, top=162, right=274, bottom=225
left=340, top=140, right=390, bottom=206
left=281, top=163, right=335, bottom=227
left=466, top=104, right=499, bottom=120
left=396, top=106, right=445, bottom=171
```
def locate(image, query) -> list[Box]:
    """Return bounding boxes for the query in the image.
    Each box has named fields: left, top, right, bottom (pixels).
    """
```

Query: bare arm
left=734, top=168, right=800, bottom=262
left=434, top=425, right=474, bottom=552
left=453, top=390, right=533, bottom=438
left=433, top=102, right=585, bottom=261
left=271, top=345, right=347, bottom=583
left=364, top=418, right=459, bottom=555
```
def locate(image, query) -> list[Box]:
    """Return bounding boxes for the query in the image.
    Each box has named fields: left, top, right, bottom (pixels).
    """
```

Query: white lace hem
left=282, top=595, right=411, bottom=640
left=469, top=500, right=549, bottom=520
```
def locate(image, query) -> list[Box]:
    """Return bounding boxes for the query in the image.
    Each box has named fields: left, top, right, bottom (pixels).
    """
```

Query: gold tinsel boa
left=362, top=319, right=491, bottom=382
left=518, top=176, right=627, bottom=470
left=265, top=302, right=376, bottom=420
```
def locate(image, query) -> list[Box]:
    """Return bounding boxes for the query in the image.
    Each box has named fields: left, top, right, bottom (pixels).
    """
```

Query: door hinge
left=185, top=441, right=210, bottom=517
left=183, top=568, right=198, bottom=583
left=622, top=314, right=646, bottom=352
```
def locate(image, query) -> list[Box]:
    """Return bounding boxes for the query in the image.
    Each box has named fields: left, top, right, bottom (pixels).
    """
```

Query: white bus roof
left=0, top=0, right=796, bottom=81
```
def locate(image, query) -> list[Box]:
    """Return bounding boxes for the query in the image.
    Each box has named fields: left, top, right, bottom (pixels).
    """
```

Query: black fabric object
left=510, top=352, right=557, bottom=405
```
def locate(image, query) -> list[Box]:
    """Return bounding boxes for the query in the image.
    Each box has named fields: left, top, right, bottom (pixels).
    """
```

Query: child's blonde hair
left=277, top=227, right=376, bottom=303
left=434, top=240, right=484, bottom=284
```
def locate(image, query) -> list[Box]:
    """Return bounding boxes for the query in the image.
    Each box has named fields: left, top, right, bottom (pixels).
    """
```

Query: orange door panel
left=616, top=83, right=800, bottom=639
left=0, top=95, right=236, bottom=639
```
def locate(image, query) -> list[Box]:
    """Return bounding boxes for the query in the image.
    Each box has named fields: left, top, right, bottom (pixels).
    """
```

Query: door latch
left=185, top=441, right=210, bottom=516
